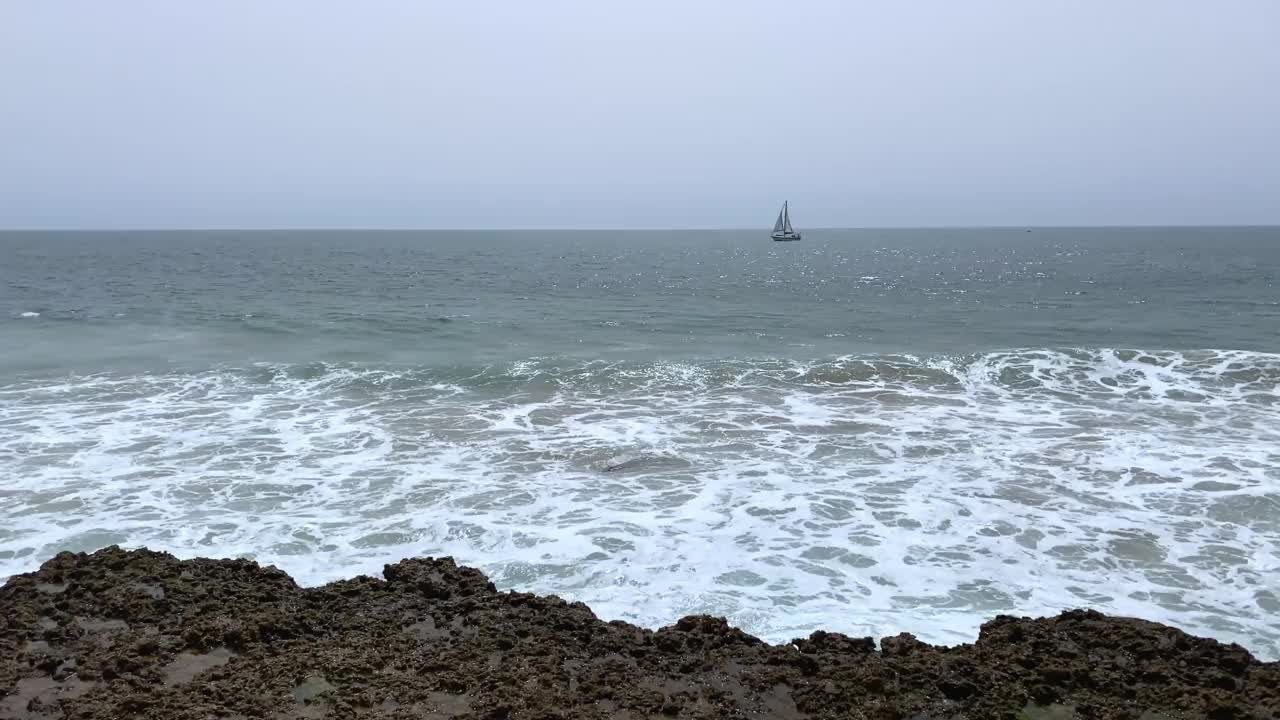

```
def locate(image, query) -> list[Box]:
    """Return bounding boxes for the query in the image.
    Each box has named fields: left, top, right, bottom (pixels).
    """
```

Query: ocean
left=1, top=227, right=1278, bottom=659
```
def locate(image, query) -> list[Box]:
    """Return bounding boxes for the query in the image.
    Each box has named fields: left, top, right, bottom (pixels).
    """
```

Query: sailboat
left=771, top=201, right=801, bottom=241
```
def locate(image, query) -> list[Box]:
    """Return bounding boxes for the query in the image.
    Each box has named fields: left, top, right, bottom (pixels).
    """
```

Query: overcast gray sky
left=1, top=1, right=1277, bottom=229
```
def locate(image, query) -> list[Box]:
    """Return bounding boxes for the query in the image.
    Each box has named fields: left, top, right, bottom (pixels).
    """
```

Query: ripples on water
left=1, top=229, right=1278, bottom=658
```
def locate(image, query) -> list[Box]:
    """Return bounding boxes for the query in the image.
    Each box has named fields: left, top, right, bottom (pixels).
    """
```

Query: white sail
left=770, top=200, right=800, bottom=240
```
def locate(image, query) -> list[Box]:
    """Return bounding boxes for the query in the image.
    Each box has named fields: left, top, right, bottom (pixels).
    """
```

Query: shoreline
left=2, top=547, right=1276, bottom=719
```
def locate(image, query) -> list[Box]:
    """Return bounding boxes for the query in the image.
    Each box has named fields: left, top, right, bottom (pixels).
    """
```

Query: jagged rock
left=2, top=547, right=1276, bottom=719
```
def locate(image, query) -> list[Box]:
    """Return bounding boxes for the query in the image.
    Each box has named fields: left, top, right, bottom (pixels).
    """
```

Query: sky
left=1, top=1, right=1277, bottom=229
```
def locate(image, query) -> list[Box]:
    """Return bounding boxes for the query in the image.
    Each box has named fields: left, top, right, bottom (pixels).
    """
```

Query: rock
left=0, top=546, right=1275, bottom=719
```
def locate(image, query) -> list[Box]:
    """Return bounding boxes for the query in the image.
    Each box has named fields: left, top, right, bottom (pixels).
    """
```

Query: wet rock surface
left=2, top=547, right=1276, bottom=719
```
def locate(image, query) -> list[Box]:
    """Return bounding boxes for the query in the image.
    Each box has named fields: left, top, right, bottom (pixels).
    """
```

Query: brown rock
left=0, top=546, right=1276, bottom=719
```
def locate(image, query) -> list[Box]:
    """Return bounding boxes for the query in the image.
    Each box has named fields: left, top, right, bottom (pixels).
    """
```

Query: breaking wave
left=1, top=348, right=1278, bottom=658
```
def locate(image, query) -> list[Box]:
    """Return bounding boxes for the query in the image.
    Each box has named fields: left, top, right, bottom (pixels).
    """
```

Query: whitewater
left=2, top=228, right=1278, bottom=659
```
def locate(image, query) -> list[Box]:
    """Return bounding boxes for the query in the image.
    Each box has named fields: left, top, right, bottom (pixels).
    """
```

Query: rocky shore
left=2, top=547, right=1275, bottom=719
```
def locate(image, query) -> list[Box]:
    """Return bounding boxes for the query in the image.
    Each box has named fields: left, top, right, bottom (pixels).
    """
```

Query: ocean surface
left=2, top=227, right=1278, bottom=659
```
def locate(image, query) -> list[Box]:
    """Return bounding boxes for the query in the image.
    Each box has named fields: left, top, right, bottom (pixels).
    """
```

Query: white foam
left=19, top=311, right=39, bottom=318
left=781, top=393, right=839, bottom=426
left=1, top=349, right=1278, bottom=659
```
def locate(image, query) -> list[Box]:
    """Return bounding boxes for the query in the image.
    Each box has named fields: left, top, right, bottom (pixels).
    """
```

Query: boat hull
left=771, top=233, right=802, bottom=241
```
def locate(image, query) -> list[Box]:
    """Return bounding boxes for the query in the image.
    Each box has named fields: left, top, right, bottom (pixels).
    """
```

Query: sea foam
left=1, top=348, right=1277, bottom=658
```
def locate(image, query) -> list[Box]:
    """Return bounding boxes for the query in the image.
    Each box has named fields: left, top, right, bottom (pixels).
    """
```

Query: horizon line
left=2, top=223, right=1278, bottom=233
